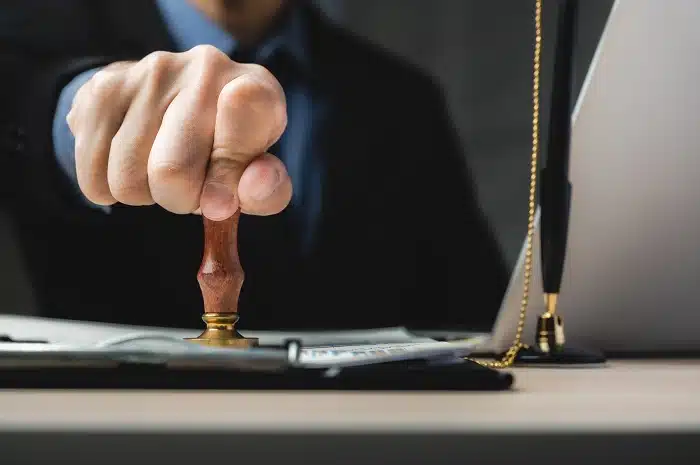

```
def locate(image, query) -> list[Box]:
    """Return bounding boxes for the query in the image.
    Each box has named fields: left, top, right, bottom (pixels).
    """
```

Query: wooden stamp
left=186, top=208, right=258, bottom=348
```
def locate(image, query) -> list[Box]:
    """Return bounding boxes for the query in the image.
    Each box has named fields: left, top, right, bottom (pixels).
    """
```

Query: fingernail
left=201, top=182, right=238, bottom=220
left=249, top=166, right=282, bottom=201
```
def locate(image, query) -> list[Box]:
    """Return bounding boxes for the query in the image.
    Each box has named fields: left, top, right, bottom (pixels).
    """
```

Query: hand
left=67, top=45, right=291, bottom=220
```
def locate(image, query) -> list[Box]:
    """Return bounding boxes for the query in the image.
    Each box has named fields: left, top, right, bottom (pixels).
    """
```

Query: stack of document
left=0, top=314, right=488, bottom=370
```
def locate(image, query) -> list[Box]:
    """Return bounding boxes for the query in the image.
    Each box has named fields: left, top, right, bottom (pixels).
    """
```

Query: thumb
left=200, top=73, right=287, bottom=220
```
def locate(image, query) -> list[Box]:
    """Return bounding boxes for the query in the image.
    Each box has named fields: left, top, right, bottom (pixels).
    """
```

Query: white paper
left=0, top=314, right=422, bottom=347
left=0, top=315, right=487, bottom=368
left=298, top=336, right=490, bottom=367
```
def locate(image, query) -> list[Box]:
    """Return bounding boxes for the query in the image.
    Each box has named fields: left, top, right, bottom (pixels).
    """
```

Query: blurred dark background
left=316, top=0, right=614, bottom=262
left=0, top=0, right=614, bottom=316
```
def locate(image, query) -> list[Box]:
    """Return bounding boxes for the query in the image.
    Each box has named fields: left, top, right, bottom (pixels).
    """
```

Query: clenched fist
left=67, top=45, right=292, bottom=220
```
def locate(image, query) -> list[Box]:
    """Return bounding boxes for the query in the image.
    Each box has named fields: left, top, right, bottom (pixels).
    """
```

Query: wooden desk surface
left=0, top=360, right=698, bottom=433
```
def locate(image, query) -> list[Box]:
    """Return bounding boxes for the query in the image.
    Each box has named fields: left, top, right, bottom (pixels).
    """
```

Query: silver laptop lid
left=493, top=0, right=700, bottom=353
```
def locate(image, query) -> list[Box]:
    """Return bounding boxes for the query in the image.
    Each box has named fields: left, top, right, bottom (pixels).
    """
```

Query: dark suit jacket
left=0, top=0, right=508, bottom=331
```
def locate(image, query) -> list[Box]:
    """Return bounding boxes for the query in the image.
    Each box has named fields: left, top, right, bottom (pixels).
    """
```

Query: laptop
left=486, top=0, right=700, bottom=354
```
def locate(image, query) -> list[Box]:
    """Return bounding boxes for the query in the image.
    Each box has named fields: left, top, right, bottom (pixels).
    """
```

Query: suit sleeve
left=407, top=81, right=510, bottom=332
left=52, top=67, right=113, bottom=212
left=52, top=68, right=100, bottom=192
left=1, top=0, right=118, bottom=217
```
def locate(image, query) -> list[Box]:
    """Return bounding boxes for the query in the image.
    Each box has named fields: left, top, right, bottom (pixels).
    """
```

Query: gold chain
left=470, top=0, right=542, bottom=369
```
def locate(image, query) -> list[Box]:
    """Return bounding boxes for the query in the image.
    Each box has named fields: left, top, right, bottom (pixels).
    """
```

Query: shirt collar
left=155, top=0, right=308, bottom=68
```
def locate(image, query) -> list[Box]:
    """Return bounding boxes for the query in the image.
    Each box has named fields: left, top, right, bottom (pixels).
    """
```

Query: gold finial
left=536, top=293, right=565, bottom=353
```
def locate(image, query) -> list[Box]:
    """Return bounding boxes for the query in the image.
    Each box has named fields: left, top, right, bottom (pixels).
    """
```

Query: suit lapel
left=298, top=5, right=352, bottom=253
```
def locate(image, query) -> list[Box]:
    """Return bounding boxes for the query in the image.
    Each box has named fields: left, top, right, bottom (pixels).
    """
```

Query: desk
left=0, top=360, right=698, bottom=464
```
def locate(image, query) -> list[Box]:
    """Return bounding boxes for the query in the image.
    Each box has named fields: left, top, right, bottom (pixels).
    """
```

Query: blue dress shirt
left=52, top=0, right=323, bottom=251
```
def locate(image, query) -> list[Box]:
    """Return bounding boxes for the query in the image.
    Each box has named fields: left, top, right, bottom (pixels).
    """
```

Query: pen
left=540, top=0, right=577, bottom=320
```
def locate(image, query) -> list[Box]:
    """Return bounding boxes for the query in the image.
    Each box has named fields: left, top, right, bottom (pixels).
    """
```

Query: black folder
left=0, top=336, right=514, bottom=391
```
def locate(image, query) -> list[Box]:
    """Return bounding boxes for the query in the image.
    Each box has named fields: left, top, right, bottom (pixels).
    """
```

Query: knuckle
left=88, top=69, right=123, bottom=101
left=183, top=46, right=231, bottom=103
left=225, top=72, right=280, bottom=111
left=71, top=81, right=90, bottom=109
left=143, top=50, right=173, bottom=73
left=246, top=63, right=275, bottom=82
left=217, top=72, right=288, bottom=152
left=234, top=68, right=287, bottom=142
left=248, top=65, right=286, bottom=121
left=141, top=51, right=175, bottom=89
left=148, top=160, right=201, bottom=213
left=191, top=44, right=229, bottom=67
left=246, top=64, right=284, bottom=98
left=147, top=160, right=191, bottom=184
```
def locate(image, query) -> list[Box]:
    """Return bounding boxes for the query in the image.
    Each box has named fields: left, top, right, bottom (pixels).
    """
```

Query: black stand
left=504, top=345, right=607, bottom=366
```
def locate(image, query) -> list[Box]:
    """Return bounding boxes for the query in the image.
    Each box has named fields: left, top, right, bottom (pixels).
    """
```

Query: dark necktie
left=232, top=46, right=319, bottom=253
